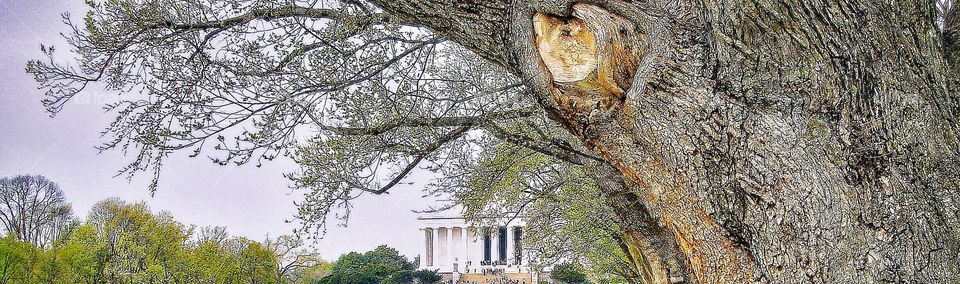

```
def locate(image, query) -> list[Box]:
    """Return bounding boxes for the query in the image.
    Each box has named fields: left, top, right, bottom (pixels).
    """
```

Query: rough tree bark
left=375, top=0, right=960, bottom=283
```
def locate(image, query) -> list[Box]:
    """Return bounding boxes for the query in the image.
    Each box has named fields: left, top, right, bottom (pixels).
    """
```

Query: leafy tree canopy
left=0, top=194, right=329, bottom=284
left=550, top=263, right=588, bottom=284
left=319, top=245, right=439, bottom=284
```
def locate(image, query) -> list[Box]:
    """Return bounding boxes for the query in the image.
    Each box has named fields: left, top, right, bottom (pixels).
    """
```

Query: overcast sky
left=0, top=0, right=429, bottom=261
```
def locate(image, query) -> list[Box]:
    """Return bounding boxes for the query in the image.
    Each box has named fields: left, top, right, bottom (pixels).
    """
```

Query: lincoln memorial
left=418, top=206, right=538, bottom=283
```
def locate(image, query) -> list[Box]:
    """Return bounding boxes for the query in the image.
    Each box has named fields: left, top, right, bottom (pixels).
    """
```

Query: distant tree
left=196, top=225, right=229, bottom=245
left=550, top=263, right=587, bottom=284
left=237, top=241, right=280, bottom=283
left=80, top=198, right=192, bottom=283
left=0, top=236, right=37, bottom=284
left=290, top=261, right=332, bottom=284
left=319, top=245, right=417, bottom=284
left=266, top=234, right=329, bottom=283
left=55, top=224, right=101, bottom=283
left=319, top=252, right=379, bottom=284
left=362, top=245, right=415, bottom=278
left=183, top=229, right=283, bottom=283
left=382, top=269, right=414, bottom=284
left=0, top=175, right=75, bottom=248
left=411, top=269, right=442, bottom=284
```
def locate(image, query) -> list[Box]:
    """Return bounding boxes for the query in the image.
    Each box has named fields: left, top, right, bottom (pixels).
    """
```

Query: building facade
left=418, top=207, right=536, bottom=282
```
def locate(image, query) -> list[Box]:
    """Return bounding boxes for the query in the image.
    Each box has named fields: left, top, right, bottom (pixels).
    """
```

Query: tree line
left=0, top=175, right=330, bottom=283
left=0, top=174, right=451, bottom=284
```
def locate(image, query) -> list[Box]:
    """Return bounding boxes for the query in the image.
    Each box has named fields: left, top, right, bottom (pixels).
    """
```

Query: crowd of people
left=450, top=278, right=528, bottom=284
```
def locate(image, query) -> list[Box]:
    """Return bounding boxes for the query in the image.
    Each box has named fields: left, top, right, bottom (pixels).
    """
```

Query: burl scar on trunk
left=532, top=4, right=644, bottom=111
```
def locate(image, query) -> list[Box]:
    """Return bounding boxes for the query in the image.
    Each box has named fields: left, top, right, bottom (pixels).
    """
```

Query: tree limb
left=147, top=6, right=396, bottom=31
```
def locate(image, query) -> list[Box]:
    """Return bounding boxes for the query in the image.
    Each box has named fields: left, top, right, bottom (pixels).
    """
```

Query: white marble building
left=418, top=207, right=531, bottom=275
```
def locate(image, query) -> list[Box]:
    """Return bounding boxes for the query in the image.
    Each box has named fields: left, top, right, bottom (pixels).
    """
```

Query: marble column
left=506, top=226, right=515, bottom=266
left=447, top=227, right=454, bottom=270
left=452, top=227, right=462, bottom=272
left=474, top=227, right=484, bottom=269
left=464, top=227, right=473, bottom=271
left=481, top=227, right=490, bottom=264
left=476, top=227, right=484, bottom=267
left=432, top=228, right=440, bottom=268
left=424, top=228, right=434, bottom=267
left=448, top=227, right=455, bottom=270
left=438, top=227, right=448, bottom=269
left=519, top=227, right=528, bottom=266
left=492, top=227, right=500, bottom=264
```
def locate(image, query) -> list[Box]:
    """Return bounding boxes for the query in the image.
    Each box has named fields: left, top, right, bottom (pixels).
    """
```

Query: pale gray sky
left=0, top=0, right=428, bottom=261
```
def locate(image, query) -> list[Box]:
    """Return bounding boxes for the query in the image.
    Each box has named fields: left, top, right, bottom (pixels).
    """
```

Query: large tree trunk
left=376, top=0, right=960, bottom=282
